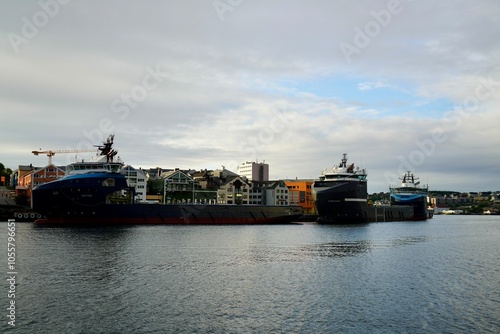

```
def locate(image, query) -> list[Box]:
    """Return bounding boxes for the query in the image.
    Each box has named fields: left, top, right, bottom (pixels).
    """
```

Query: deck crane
left=31, top=148, right=97, bottom=164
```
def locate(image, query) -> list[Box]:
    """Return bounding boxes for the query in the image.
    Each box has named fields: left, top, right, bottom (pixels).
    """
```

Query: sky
left=1, top=0, right=499, bottom=193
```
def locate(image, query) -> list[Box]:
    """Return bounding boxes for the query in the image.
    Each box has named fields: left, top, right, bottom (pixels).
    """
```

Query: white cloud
left=357, top=81, right=388, bottom=91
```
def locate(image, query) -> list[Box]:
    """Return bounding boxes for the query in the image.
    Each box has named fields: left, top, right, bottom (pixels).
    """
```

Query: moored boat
left=390, top=171, right=433, bottom=220
left=31, top=136, right=302, bottom=225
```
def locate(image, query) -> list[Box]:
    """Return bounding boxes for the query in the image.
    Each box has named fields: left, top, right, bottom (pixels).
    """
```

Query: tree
left=0, top=163, right=13, bottom=187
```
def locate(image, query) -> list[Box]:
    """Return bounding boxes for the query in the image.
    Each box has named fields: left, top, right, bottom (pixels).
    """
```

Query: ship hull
left=313, top=181, right=415, bottom=224
left=390, top=193, right=429, bottom=221
left=33, top=203, right=303, bottom=225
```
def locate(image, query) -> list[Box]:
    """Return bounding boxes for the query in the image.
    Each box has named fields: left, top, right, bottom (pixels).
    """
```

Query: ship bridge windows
left=323, top=174, right=366, bottom=181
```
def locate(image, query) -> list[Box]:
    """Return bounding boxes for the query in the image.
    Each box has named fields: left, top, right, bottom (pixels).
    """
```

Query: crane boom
left=32, top=149, right=97, bottom=164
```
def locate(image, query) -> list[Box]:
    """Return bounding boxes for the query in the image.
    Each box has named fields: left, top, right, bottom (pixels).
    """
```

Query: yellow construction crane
left=32, top=149, right=97, bottom=164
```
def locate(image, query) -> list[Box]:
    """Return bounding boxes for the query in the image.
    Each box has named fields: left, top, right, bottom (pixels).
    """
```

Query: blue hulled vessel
left=31, top=136, right=302, bottom=225
left=390, top=171, right=433, bottom=220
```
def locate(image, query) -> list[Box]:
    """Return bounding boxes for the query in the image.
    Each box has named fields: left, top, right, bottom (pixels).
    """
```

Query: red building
left=16, top=164, right=65, bottom=205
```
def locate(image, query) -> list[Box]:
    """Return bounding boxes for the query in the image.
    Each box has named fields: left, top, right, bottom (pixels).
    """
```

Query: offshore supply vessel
left=390, top=171, right=433, bottom=220
left=312, top=153, right=431, bottom=223
left=31, top=136, right=302, bottom=224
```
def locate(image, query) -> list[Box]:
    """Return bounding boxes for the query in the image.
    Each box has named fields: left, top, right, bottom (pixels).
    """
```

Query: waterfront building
left=121, top=165, right=148, bottom=202
left=16, top=164, right=65, bottom=205
left=430, top=193, right=475, bottom=207
left=217, top=176, right=250, bottom=204
left=250, top=180, right=290, bottom=206
left=285, top=179, right=316, bottom=214
left=192, top=169, right=219, bottom=191
left=15, top=165, right=36, bottom=188
left=264, top=180, right=290, bottom=206
left=237, top=161, right=269, bottom=181
left=161, top=169, right=196, bottom=204
left=160, top=169, right=218, bottom=204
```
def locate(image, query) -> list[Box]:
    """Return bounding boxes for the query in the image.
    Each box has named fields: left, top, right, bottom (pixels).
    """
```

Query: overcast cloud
left=1, top=0, right=499, bottom=192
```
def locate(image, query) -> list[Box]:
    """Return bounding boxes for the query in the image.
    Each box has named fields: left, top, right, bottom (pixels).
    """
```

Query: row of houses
left=143, top=166, right=316, bottom=214
left=10, top=161, right=316, bottom=214
left=429, top=192, right=500, bottom=214
left=430, top=192, right=500, bottom=206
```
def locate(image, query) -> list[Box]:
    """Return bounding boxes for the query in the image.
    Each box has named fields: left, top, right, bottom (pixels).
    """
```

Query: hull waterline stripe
left=344, top=198, right=367, bottom=202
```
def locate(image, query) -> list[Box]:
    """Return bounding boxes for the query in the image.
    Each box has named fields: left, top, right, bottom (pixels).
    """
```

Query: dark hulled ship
left=31, top=136, right=302, bottom=225
left=312, top=154, right=431, bottom=223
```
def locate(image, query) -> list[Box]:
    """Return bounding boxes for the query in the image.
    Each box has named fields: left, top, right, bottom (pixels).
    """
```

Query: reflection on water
left=294, top=236, right=427, bottom=259
left=215, top=235, right=429, bottom=266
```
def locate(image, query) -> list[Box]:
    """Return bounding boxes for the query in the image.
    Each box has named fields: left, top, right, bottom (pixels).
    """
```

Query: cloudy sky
left=1, top=0, right=499, bottom=193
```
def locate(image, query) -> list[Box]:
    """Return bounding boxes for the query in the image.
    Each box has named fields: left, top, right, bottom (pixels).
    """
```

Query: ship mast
left=399, top=171, right=419, bottom=186
left=95, top=134, right=118, bottom=163
left=339, top=153, right=348, bottom=168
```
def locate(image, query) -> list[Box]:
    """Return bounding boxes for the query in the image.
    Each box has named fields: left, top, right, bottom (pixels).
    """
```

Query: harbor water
left=1, top=215, right=499, bottom=333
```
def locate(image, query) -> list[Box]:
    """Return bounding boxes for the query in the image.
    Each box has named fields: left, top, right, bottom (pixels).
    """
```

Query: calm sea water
left=1, top=215, right=499, bottom=333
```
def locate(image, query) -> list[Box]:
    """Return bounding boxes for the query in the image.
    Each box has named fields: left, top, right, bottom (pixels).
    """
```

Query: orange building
left=285, top=179, right=316, bottom=214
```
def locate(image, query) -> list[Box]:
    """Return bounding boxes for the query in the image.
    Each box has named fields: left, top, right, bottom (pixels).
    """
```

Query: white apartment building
left=250, top=181, right=290, bottom=206
left=237, top=161, right=269, bottom=181
left=121, top=165, right=148, bottom=202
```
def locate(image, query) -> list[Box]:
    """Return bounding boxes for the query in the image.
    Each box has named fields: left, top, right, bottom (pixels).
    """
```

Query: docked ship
left=390, top=171, right=433, bottom=220
left=312, top=154, right=429, bottom=223
left=31, top=136, right=302, bottom=225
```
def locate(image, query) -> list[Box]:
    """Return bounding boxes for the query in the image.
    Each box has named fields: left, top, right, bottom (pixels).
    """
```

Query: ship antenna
left=341, top=153, right=348, bottom=168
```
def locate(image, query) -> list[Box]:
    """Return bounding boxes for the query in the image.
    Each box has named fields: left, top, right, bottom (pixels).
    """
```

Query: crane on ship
left=31, top=148, right=97, bottom=164
left=32, top=134, right=118, bottom=164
